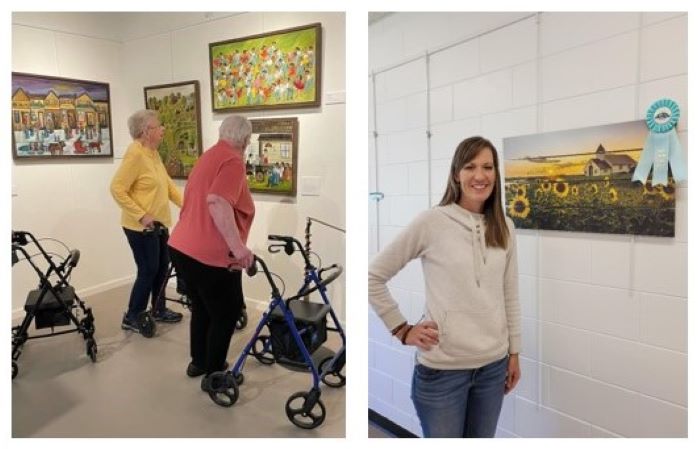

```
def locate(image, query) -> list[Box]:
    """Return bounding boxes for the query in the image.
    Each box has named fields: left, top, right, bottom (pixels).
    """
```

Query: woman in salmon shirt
left=168, top=115, right=255, bottom=389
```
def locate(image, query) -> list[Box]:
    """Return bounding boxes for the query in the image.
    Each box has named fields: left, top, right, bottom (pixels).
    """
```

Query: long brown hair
left=438, top=136, right=510, bottom=249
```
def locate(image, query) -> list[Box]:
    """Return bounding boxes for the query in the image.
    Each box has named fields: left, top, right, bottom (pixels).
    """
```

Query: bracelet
left=391, top=321, right=408, bottom=336
left=400, top=325, right=414, bottom=345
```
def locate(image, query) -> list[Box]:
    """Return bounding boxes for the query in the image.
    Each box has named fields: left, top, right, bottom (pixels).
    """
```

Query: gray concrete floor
left=12, top=284, right=345, bottom=437
left=368, top=421, right=396, bottom=438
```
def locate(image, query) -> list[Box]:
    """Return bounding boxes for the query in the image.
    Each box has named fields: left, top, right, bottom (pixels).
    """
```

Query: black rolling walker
left=12, top=231, right=97, bottom=379
left=202, top=234, right=345, bottom=430
left=133, top=221, right=248, bottom=338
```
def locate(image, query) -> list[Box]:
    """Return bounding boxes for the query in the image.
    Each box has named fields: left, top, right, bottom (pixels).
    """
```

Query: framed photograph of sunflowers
left=503, top=120, right=675, bottom=237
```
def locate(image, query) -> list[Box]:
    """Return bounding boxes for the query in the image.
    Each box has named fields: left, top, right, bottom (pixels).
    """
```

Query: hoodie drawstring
left=468, top=213, right=487, bottom=287
left=438, top=205, right=488, bottom=288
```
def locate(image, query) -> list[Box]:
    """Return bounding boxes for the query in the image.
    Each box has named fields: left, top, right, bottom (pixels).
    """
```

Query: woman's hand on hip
left=139, top=214, right=156, bottom=228
left=505, top=353, right=521, bottom=394
left=405, top=321, right=439, bottom=351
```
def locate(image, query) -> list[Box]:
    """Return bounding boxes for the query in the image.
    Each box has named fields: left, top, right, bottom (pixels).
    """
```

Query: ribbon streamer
left=632, top=98, right=686, bottom=186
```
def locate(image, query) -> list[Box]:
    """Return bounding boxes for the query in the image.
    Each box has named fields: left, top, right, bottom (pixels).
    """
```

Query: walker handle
left=142, top=221, right=165, bottom=235
left=267, top=244, right=286, bottom=254
left=267, top=234, right=311, bottom=265
left=246, top=256, right=261, bottom=277
left=244, top=255, right=281, bottom=297
left=267, top=235, right=297, bottom=255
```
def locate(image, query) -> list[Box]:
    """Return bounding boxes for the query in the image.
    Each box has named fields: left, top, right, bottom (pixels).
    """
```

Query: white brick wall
left=369, top=11, right=687, bottom=438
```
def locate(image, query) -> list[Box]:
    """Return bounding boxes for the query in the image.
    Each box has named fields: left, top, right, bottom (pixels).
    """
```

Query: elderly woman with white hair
left=168, top=115, right=255, bottom=387
left=110, top=109, right=184, bottom=333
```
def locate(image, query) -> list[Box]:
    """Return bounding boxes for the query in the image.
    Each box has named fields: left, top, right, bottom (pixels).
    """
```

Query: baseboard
left=76, top=275, right=135, bottom=298
left=368, top=409, right=418, bottom=438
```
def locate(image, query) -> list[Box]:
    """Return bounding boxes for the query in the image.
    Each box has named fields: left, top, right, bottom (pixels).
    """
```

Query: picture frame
left=504, top=120, right=675, bottom=237
left=144, top=80, right=203, bottom=179
left=12, top=72, right=113, bottom=160
left=209, top=23, right=322, bottom=112
left=246, top=117, right=299, bottom=196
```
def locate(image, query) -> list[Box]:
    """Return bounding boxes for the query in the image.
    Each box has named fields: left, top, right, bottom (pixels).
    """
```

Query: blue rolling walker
left=203, top=233, right=345, bottom=430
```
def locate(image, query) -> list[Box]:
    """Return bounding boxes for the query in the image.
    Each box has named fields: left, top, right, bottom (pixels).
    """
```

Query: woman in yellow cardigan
left=110, top=109, right=184, bottom=332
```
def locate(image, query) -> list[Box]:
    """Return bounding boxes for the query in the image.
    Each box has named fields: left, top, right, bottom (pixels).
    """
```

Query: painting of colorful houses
left=504, top=120, right=675, bottom=237
left=208, top=23, right=321, bottom=112
left=246, top=118, right=298, bottom=196
left=12, top=72, right=113, bottom=159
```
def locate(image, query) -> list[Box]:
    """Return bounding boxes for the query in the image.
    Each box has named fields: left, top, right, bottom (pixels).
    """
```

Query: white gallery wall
left=12, top=11, right=346, bottom=321
left=368, top=12, right=687, bottom=437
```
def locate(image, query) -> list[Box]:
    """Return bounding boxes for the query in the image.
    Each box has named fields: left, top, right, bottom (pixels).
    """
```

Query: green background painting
left=209, top=23, right=321, bottom=112
left=144, top=81, right=202, bottom=179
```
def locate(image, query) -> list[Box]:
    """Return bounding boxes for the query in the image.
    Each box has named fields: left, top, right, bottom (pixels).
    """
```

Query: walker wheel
left=236, top=309, right=248, bottom=330
left=86, top=338, right=97, bottom=362
left=319, top=356, right=346, bottom=388
left=204, top=372, right=239, bottom=407
left=252, top=336, right=275, bottom=365
left=80, top=316, right=95, bottom=336
left=137, top=311, right=156, bottom=338
left=12, top=362, right=18, bottom=379
left=285, top=391, right=326, bottom=429
left=234, top=372, right=245, bottom=386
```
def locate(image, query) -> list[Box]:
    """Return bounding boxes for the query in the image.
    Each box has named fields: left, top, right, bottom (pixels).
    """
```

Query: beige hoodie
left=369, top=203, right=521, bottom=370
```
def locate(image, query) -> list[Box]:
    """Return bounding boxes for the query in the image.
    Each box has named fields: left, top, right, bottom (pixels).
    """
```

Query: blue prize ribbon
left=632, top=98, right=686, bottom=186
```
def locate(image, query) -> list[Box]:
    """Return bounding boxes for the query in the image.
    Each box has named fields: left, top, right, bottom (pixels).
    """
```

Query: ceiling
left=368, top=12, right=393, bottom=25
left=12, top=12, right=243, bottom=42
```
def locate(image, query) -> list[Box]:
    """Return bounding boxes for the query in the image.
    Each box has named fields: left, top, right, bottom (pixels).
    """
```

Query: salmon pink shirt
left=169, top=140, right=255, bottom=268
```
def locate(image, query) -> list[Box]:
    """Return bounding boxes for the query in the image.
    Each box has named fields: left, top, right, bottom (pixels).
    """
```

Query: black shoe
left=187, top=361, right=229, bottom=378
left=121, top=314, right=140, bottom=333
left=153, top=307, right=183, bottom=323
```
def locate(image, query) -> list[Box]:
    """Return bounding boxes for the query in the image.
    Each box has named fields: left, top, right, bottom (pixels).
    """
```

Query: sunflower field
left=504, top=175, right=675, bottom=236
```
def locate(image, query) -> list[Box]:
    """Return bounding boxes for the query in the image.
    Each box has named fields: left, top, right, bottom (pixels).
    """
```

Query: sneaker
left=187, top=361, right=229, bottom=378
left=121, top=314, right=140, bottom=333
left=153, top=307, right=183, bottom=323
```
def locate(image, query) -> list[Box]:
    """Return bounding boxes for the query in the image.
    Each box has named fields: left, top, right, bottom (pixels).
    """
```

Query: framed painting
left=12, top=72, right=113, bottom=160
left=144, top=80, right=203, bottom=179
left=209, top=23, right=322, bottom=112
left=245, top=117, right=298, bottom=196
left=504, top=120, right=675, bottom=237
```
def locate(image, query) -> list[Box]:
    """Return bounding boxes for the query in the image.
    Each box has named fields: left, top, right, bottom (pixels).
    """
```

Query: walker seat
left=269, top=301, right=330, bottom=364
left=24, top=286, right=76, bottom=329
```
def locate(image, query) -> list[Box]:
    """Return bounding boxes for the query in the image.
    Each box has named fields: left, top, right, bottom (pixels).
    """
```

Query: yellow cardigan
left=110, top=141, right=183, bottom=231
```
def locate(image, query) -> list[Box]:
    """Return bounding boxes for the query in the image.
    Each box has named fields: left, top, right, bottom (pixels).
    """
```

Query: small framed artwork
left=11, top=72, right=113, bottom=160
left=209, top=23, right=322, bottom=112
left=246, top=117, right=299, bottom=196
left=144, top=80, right=203, bottom=179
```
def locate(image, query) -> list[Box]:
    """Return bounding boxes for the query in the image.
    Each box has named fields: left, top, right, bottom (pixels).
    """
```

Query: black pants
left=123, top=227, right=170, bottom=321
left=169, top=247, right=243, bottom=374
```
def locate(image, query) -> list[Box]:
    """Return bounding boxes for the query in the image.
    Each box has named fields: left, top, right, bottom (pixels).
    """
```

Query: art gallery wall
left=11, top=11, right=346, bottom=321
left=368, top=12, right=687, bottom=437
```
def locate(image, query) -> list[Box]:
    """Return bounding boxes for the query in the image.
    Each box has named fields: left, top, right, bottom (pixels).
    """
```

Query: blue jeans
left=123, top=227, right=169, bottom=321
left=411, top=355, right=508, bottom=438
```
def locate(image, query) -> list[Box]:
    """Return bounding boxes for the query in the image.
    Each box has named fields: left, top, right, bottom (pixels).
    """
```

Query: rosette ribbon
left=632, top=98, right=686, bottom=186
